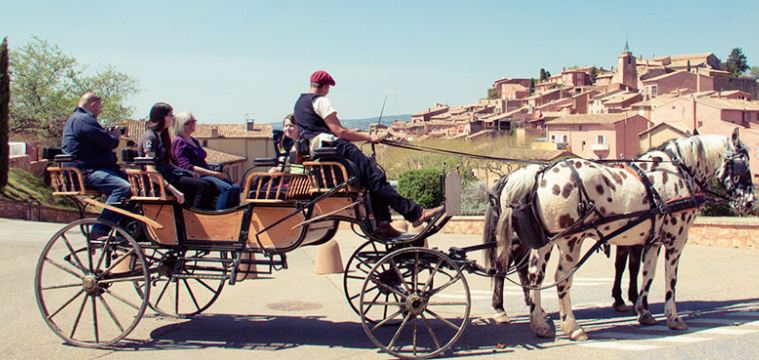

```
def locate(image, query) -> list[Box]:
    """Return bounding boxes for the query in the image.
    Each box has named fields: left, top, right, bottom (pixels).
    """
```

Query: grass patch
left=1, top=168, right=79, bottom=210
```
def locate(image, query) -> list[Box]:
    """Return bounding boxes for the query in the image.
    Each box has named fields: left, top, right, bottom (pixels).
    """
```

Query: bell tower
left=616, top=40, right=638, bottom=90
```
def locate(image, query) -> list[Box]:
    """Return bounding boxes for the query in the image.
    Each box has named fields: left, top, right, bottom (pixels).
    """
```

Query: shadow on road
left=102, top=297, right=759, bottom=356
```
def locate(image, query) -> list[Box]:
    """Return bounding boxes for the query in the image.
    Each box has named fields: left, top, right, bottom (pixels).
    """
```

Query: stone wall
left=386, top=215, right=759, bottom=250
left=0, top=199, right=94, bottom=223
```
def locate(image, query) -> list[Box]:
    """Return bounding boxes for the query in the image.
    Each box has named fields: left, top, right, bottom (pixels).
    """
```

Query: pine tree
left=726, top=48, right=749, bottom=77
left=0, top=37, right=10, bottom=191
left=539, top=68, right=546, bottom=82
left=529, top=78, right=536, bottom=94
left=589, top=66, right=598, bottom=85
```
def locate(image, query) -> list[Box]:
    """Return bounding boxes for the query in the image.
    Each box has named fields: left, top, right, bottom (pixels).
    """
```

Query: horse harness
left=512, top=144, right=712, bottom=272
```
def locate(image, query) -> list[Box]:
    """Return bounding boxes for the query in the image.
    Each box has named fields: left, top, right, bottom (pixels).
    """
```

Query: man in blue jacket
left=62, top=92, right=132, bottom=238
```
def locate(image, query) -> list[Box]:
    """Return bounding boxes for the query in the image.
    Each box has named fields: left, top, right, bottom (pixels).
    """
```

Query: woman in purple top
left=172, top=112, right=241, bottom=210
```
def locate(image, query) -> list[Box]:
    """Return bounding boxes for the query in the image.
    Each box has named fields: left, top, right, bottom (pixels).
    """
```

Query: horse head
left=718, top=128, right=754, bottom=213
left=690, top=128, right=754, bottom=214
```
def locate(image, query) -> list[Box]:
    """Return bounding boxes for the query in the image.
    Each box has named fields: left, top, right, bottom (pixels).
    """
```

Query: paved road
left=1, top=217, right=758, bottom=359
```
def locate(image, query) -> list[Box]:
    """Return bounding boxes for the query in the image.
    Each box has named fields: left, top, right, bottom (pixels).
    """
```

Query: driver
left=293, top=70, right=443, bottom=238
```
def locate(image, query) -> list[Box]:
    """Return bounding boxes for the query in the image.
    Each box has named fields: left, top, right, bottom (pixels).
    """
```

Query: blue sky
left=2, top=0, right=757, bottom=123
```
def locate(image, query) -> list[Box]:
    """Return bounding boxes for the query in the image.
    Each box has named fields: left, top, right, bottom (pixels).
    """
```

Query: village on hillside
left=381, top=45, right=759, bottom=177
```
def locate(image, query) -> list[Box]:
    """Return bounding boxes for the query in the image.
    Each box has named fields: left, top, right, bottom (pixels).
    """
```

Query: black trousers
left=335, top=139, right=422, bottom=222
left=172, top=175, right=216, bottom=210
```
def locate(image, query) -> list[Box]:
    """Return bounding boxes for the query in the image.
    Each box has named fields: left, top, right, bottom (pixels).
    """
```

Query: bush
left=398, top=168, right=444, bottom=208
left=461, top=181, right=489, bottom=215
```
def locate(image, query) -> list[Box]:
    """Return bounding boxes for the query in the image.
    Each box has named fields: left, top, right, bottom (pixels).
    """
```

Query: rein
left=380, top=139, right=671, bottom=164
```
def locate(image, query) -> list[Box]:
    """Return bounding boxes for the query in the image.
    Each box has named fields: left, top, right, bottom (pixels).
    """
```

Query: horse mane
left=646, top=134, right=729, bottom=177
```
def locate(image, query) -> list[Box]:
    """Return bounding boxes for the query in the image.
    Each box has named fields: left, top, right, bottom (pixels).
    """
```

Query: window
left=652, top=85, right=658, bottom=97
left=698, top=121, right=703, bottom=128
left=578, top=125, right=583, bottom=131
left=202, top=140, right=208, bottom=147
left=597, top=135, right=606, bottom=144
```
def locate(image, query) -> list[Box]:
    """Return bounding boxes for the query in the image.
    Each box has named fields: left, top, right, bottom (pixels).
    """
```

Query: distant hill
left=270, top=114, right=411, bottom=131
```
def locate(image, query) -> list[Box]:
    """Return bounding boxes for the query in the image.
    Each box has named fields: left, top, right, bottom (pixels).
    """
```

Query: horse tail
left=483, top=175, right=509, bottom=271
left=483, top=164, right=542, bottom=271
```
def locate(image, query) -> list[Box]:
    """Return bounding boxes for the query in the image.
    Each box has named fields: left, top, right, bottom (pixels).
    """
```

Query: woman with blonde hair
left=172, top=112, right=241, bottom=209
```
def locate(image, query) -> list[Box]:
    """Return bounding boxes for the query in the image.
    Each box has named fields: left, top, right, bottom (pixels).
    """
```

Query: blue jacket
left=61, top=107, right=119, bottom=169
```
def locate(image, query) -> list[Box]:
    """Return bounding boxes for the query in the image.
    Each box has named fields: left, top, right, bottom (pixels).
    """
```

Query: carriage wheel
left=34, top=218, right=149, bottom=347
left=344, top=240, right=397, bottom=322
left=360, top=247, right=470, bottom=359
left=134, top=248, right=226, bottom=318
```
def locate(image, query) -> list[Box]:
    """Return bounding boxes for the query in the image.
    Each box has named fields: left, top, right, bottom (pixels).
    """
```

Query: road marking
left=724, top=311, right=759, bottom=317
left=686, top=318, right=745, bottom=326
left=643, top=324, right=758, bottom=335
left=580, top=341, right=660, bottom=351
left=595, top=331, right=710, bottom=343
left=698, top=327, right=758, bottom=335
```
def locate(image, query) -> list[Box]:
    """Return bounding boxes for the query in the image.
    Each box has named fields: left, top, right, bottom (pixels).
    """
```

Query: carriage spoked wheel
left=360, top=247, right=470, bottom=359
left=34, top=218, right=150, bottom=347
left=134, top=248, right=226, bottom=318
left=343, top=240, right=399, bottom=323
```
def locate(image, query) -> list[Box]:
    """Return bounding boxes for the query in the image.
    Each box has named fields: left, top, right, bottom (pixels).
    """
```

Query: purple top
left=172, top=136, right=209, bottom=170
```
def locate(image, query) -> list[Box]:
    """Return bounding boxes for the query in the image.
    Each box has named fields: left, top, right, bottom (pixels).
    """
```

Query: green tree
left=749, top=66, right=759, bottom=80
left=589, top=66, right=598, bottom=84
left=529, top=78, right=535, bottom=94
left=725, top=47, right=749, bottom=77
left=539, top=68, right=546, bottom=82
left=9, top=37, right=139, bottom=141
left=487, top=87, right=498, bottom=100
left=0, top=37, right=9, bottom=191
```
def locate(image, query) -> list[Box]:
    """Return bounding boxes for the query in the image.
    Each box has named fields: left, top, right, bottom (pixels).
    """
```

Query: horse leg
left=528, top=245, right=554, bottom=338
left=664, top=241, right=687, bottom=330
left=612, top=246, right=629, bottom=312
left=492, top=274, right=511, bottom=323
left=627, top=245, right=643, bottom=305
left=556, top=238, right=587, bottom=341
left=635, top=244, right=662, bottom=325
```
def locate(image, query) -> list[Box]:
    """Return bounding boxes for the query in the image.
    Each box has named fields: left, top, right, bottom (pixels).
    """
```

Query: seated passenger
left=269, top=114, right=303, bottom=174
left=138, top=102, right=216, bottom=209
left=172, top=112, right=241, bottom=210
left=293, top=71, right=444, bottom=238
left=61, top=92, right=132, bottom=238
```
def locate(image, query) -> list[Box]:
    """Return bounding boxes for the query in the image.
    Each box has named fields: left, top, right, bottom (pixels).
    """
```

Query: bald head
left=78, top=92, right=102, bottom=117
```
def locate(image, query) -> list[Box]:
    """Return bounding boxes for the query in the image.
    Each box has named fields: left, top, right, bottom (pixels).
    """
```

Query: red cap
left=310, top=70, right=336, bottom=86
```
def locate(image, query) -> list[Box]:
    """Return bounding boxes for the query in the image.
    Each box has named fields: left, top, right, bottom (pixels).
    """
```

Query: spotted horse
left=487, top=130, right=754, bottom=341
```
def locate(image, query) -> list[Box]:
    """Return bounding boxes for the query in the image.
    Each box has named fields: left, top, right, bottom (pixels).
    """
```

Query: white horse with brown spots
left=491, top=130, right=754, bottom=340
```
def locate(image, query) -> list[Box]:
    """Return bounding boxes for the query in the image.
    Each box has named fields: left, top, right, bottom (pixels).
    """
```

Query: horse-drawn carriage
left=34, top=141, right=491, bottom=359
left=34, top=131, right=754, bottom=359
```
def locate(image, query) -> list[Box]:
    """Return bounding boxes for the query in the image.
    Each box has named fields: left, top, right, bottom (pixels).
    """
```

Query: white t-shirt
left=313, top=97, right=337, bottom=119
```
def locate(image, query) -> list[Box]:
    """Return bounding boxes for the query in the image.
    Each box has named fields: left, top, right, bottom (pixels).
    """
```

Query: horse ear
left=732, top=127, right=740, bottom=144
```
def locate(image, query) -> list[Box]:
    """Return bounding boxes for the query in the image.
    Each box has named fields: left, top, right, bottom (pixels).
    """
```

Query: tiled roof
left=638, top=121, right=689, bottom=136
left=194, top=123, right=272, bottom=139
left=205, top=148, right=247, bottom=164
left=547, top=112, right=637, bottom=125
left=696, top=98, right=759, bottom=111
left=641, top=70, right=693, bottom=83
left=604, top=92, right=642, bottom=105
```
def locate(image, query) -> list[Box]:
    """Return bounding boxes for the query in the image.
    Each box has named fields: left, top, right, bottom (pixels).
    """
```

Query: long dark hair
left=147, top=102, right=174, bottom=162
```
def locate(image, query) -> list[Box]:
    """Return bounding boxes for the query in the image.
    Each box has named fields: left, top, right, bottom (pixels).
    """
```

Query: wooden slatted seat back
left=303, top=161, right=360, bottom=193
left=47, top=166, right=99, bottom=196
left=125, top=169, right=173, bottom=201
left=242, top=172, right=312, bottom=202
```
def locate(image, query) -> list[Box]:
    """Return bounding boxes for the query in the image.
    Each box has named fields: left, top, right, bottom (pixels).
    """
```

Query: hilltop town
left=384, top=46, right=759, bottom=176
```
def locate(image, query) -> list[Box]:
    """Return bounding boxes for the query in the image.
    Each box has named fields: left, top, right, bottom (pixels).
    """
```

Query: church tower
left=614, top=40, right=638, bottom=90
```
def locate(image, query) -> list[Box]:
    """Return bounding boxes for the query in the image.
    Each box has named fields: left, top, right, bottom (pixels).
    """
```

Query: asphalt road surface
left=1, top=217, right=758, bottom=359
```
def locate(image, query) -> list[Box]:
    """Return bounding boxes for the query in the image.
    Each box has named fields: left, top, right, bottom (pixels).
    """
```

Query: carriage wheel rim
left=34, top=218, right=150, bottom=347
left=358, top=247, right=470, bottom=359
left=133, top=249, right=227, bottom=318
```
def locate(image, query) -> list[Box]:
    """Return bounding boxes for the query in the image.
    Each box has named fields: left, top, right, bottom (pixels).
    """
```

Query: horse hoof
left=613, top=302, right=632, bottom=313
left=494, top=312, right=512, bottom=324
left=667, top=318, right=688, bottom=330
left=569, top=328, right=588, bottom=341
left=638, top=312, right=658, bottom=326
left=532, top=323, right=555, bottom=338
